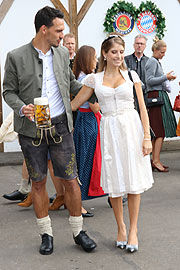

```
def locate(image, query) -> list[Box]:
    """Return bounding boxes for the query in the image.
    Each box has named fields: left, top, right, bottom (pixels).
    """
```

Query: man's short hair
left=134, top=35, right=148, bottom=43
left=63, top=33, right=75, bottom=43
left=34, top=6, right=64, bottom=33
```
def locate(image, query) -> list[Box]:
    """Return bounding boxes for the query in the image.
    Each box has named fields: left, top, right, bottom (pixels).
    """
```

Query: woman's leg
left=109, top=197, right=127, bottom=242
left=127, top=194, right=140, bottom=245
left=152, top=137, right=164, bottom=169
left=151, top=139, right=155, bottom=161
left=81, top=206, right=88, bottom=214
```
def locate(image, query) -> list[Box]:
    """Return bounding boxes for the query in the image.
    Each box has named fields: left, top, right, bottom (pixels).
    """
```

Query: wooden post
left=69, top=0, right=78, bottom=49
left=77, top=0, right=94, bottom=26
left=50, top=0, right=94, bottom=50
left=0, top=0, right=14, bottom=24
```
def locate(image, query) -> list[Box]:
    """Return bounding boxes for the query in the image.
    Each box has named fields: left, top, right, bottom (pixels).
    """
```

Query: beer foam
left=34, top=97, right=49, bottom=105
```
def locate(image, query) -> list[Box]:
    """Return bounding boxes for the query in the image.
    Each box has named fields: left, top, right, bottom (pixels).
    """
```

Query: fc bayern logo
left=113, top=12, right=134, bottom=35
left=136, top=11, right=157, bottom=34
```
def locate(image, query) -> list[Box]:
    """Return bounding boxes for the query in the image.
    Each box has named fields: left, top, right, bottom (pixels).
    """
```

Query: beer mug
left=34, top=97, right=51, bottom=128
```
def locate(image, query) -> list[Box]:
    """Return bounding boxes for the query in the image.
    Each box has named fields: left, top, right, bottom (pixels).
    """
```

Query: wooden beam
left=69, top=0, right=77, bottom=32
left=0, top=0, right=14, bottom=25
left=69, top=0, right=78, bottom=49
left=77, top=0, right=94, bottom=26
left=50, top=0, right=70, bottom=26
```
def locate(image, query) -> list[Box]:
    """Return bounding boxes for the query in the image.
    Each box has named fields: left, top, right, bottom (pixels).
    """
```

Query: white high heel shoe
left=126, top=244, right=138, bottom=253
left=116, top=241, right=127, bottom=249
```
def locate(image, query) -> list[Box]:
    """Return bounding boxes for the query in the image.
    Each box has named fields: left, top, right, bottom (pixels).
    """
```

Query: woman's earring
left=104, top=57, right=107, bottom=61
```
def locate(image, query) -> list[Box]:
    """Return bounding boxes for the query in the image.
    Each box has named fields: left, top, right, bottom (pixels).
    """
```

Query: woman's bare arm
left=134, top=82, right=152, bottom=156
left=71, top=85, right=94, bottom=111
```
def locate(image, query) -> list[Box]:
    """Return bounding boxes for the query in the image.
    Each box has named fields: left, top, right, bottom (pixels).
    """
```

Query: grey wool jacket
left=145, top=56, right=168, bottom=92
left=3, top=41, right=94, bottom=138
left=125, top=53, right=149, bottom=92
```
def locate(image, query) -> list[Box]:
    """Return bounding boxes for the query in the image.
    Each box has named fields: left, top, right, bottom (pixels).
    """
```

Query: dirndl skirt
left=159, top=91, right=177, bottom=138
left=73, top=108, right=105, bottom=200
left=148, top=91, right=165, bottom=138
left=148, top=91, right=177, bottom=138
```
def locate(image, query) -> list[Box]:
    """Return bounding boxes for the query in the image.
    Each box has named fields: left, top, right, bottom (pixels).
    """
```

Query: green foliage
left=103, top=0, right=166, bottom=39
left=103, top=1, right=137, bottom=33
left=136, top=1, right=166, bottom=39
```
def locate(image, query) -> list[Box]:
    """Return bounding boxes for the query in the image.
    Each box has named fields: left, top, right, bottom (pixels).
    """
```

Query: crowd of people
left=1, top=5, right=179, bottom=256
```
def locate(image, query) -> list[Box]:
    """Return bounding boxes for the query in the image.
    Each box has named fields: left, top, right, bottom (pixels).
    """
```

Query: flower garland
left=136, top=1, right=166, bottom=39
left=103, top=0, right=166, bottom=39
left=103, top=1, right=137, bottom=33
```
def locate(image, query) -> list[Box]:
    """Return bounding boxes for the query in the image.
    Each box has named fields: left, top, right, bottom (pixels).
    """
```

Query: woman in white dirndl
left=71, top=33, right=154, bottom=253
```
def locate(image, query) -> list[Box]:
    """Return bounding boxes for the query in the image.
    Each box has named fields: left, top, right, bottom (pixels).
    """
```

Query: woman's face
left=92, top=52, right=98, bottom=71
left=154, top=46, right=167, bottom=59
left=103, top=43, right=124, bottom=67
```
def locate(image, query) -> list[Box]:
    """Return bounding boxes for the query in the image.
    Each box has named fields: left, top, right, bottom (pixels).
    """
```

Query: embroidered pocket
left=49, top=125, right=63, bottom=144
left=32, top=128, right=43, bottom=147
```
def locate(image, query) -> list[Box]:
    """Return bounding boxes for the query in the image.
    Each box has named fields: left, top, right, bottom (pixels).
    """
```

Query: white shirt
left=36, top=48, right=65, bottom=118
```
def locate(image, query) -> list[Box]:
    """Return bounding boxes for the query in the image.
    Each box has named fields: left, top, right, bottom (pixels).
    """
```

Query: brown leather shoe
left=152, top=162, right=169, bottom=173
left=18, top=192, right=32, bottom=207
left=49, top=195, right=66, bottom=210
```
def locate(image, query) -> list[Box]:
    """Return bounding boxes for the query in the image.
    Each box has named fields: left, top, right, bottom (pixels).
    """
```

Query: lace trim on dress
left=82, top=73, right=95, bottom=88
left=82, top=70, right=140, bottom=88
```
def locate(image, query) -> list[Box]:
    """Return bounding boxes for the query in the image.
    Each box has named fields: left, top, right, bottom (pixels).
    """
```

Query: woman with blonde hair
left=71, top=33, right=154, bottom=252
left=145, top=38, right=177, bottom=172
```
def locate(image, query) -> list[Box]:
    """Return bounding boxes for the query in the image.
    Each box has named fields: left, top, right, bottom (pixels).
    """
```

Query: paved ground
left=0, top=151, right=23, bottom=166
left=0, top=150, right=180, bottom=270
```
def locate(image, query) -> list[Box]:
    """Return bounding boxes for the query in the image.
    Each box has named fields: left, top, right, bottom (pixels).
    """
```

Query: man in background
left=125, top=34, right=149, bottom=107
left=63, top=33, right=76, bottom=69
left=63, top=33, right=78, bottom=125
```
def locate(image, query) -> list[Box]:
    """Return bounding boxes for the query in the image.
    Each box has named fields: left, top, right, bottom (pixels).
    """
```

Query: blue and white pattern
left=136, top=11, right=156, bottom=34
left=140, top=15, right=154, bottom=30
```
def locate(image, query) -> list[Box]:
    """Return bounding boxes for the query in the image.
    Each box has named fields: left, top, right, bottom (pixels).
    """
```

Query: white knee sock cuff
left=69, top=215, right=83, bottom=237
left=19, top=178, right=31, bottom=194
left=36, top=215, right=53, bottom=237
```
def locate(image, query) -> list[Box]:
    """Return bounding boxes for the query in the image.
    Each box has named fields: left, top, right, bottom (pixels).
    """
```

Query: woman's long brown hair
left=73, top=45, right=96, bottom=79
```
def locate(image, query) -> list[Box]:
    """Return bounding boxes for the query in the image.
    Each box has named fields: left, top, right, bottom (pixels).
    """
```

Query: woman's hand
left=166, top=71, right=177, bottom=81
left=89, top=102, right=100, bottom=114
left=142, top=139, right=152, bottom=156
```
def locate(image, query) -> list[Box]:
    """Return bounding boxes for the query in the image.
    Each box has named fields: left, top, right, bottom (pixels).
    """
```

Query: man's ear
left=40, top=25, right=47, bottom=34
